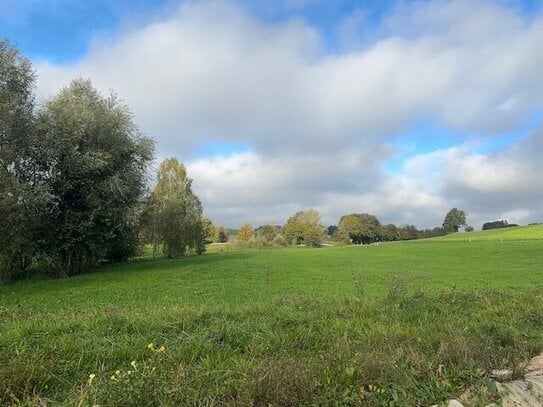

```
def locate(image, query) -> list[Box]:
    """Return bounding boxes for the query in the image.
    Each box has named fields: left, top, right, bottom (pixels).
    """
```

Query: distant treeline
left=482, top=220, right=519, bottom=230
left=212, top=212, right=455, bottom=250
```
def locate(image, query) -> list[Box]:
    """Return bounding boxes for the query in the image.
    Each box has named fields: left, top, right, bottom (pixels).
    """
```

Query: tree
left=420, top=227, right=445, bottom=238
left=36, top=79, right=154, bottom=276
left=482, top=220, right=517, bottom=230
left=0, top=39, right=44, bottom=281
left=256, top=224, right=278, bottom=242
left=147, top=158, right=205, bottom=258
left=215, top=226, right=229, bottom=243
left=238, top=224, right=254, bottom=241
left=337, top=213, right=381, bottom=244
left=381, top=224, right=401, bottom=241
left=282, top=209, right=325, bottom=247
left=202, top=218, right=215, bottom=243
left=442, top=208, right=467, bottom=234
left=399, top=225, right=420, bottom=240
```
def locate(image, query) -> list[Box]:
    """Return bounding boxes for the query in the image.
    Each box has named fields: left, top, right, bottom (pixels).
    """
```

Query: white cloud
left=33, top=0, right=543, bottom=228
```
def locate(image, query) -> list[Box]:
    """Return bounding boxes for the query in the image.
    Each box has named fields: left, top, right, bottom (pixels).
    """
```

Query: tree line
left=0, top=40, right=209, bottom=281
left=209, top=208, right=470, bottom=249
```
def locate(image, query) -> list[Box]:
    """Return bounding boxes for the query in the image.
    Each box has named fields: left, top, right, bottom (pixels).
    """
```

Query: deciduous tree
left=36, top=79, right=154, bottom=275
left=337, top=213, right=381, bottom=244
left=147, top=158, right=205, bottom=258
left=238, top=224, right=254, bottom=241
left=256, top=224, right=278, bottom=242
left=0, top=39, right=43, bottom=280
left=282, top=209, right=324, bottom=247
left=442, top=208, right=467, bottom=234
left=215, top=226, right=229, bottom=243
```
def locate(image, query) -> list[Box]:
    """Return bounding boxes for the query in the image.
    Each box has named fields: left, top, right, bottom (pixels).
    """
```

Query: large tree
left=337, top=213, right=382, bottom=244
left=147, top=158, right=205, bottom=258
left=282, top=209, right=325, bottom=247
left=442, top=208, right=467, bottom=234
left=0, top=40, right=48, bottom=281
left=256, top=224, right=279, bottom=242
left=36, top=79, right=154, bottom=276
left=238, top=224, right=254, bottom=242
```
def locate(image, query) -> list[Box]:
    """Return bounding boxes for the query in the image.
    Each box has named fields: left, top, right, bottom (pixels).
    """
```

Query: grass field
left=432, top=223, right=543, bottom=242
left=1, top=233, right=543, bottom=405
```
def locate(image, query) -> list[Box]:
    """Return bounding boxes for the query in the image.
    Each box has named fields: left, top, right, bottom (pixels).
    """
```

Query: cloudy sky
left=2, top=0, right=543, bottom=229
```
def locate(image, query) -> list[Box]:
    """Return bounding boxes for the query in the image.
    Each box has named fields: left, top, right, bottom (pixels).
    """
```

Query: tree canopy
left=145, top=158, right=205, bottom=258
left=0, top=39, right=43, bottom=280
left=37, top=79, right=154, bottom=276
left=256, top=225, right=279, bottom=242
left=442, top=208, right=467, bottom=234
left=482, top=220, right=518, bottom=230
left=282, top=209, right=325, bottom=247
left=337, top=213, right=382, bottom=244
left=238, top=224, right=254, bottom=241
left=1, top=41, right=154, bottom=280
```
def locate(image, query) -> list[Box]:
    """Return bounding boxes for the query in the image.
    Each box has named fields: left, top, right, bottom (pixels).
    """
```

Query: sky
left=2, top=0, right=543, bottom=229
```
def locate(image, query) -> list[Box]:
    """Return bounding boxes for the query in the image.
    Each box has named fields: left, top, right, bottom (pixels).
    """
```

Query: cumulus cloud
left=33, top=0, right=543, bottom=227
left=396, top=126, right=543, bottom=227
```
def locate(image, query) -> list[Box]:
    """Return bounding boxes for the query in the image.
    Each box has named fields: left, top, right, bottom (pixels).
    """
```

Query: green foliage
left=1, top=240, right=543, bottom=405
left=36, top=79, right=154, bottom=276
left=201, top=218, right=215, bottom=243
left=256, top=224, right=279, bottom=242
left=0, top=39, right=46, bottom=281
left=282, top=209, right=325, bottom=247
left=238, top=223, right=254, bottom=241
left=145, top=158, right=205, bottom=258
left=337, top=213, right=382, bottom=244
left=215, top=226, right=229, bottom=243
left=1, top=42, right=154, bottom=280
left=443, top=208, right=467, bottom=234
left=482, top=220, right=518, bottom=230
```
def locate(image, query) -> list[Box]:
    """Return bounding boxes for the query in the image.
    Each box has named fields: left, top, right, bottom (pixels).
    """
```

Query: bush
left=272, top=234, right=287, bottom=247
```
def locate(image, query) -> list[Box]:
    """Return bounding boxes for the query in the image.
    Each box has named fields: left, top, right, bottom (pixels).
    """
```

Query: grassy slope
left=433, top=224, right=543, bottom=241
left=1, top=240, right=543, bottom=405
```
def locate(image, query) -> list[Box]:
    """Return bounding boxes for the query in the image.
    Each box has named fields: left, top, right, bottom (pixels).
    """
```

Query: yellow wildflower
left=88, top=373, right=96, bottom=384
left=359, top=385, right=366, bottom=400
left=158, top=345, right=165, bottom=353
left=147, top=342, right=155, bottom=350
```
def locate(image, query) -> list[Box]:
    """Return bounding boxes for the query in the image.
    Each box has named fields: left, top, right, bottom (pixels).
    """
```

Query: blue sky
left=3, top=0, right=392, bottom=61
left=3, top=0, right=543, bottom=228
left=5, top=0, right=539, bottom=61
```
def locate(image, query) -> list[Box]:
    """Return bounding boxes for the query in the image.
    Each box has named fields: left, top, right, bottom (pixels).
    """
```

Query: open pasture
left=1, top=237, right=543, bottom=406
left=432, top=224, right=543, bottom=242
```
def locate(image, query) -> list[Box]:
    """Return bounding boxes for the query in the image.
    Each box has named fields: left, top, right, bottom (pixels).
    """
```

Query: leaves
left=282, top=209, right=325, bottom=247
left=145, top=158, right=206, bottom=258
left=443, top=208, right=467, bottom=234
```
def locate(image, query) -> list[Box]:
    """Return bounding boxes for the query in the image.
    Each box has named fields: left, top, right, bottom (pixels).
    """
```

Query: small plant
left=387, top=274, right=409, bottom=301
left=75, top=342, right=168, bottom=406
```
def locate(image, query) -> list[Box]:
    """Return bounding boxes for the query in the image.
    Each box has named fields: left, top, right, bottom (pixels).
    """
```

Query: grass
left=1, top=235, right=543, bottom=405
left=432, top=223, right=543, bottom=242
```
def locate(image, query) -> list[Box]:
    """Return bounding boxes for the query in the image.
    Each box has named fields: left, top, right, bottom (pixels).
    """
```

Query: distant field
left=1, top=239, right=543, bottom=405
left=432, top=223, right=543, bottom=241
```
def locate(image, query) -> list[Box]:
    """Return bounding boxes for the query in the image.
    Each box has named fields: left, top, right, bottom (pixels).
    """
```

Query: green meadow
left=432, top=224, right=543, bottom=242
left=1, top=227, right=543, bottom=406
